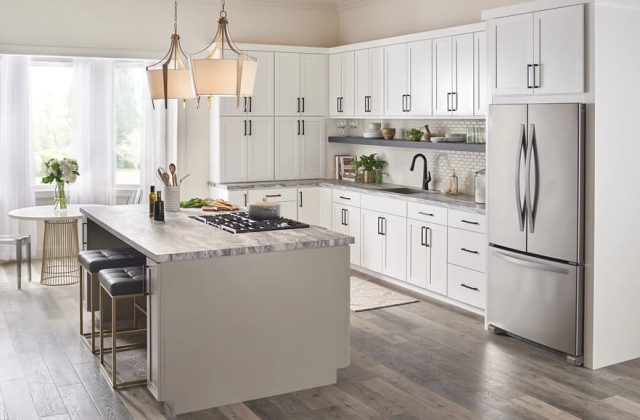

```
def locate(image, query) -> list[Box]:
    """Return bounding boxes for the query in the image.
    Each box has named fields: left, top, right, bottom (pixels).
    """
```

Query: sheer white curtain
left=0, top=55, right=36, bottom=260
left=71, top=58, right=116, bottom=205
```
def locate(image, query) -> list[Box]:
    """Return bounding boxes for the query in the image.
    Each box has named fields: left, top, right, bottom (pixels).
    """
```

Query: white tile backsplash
left=327, top=118, right=486, bottom=195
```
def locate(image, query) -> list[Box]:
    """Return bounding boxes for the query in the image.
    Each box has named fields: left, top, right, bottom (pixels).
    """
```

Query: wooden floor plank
left=512, top=395, right=581, bottom=420
left=58, top=383, right=102, bottom=420
left=72, top=360, right=133, bottom=420
left=0, top=378, right=40, bottom=420
left=602, top=395, right=640, bottom=419
left=217, top=403, right=261, bottom=420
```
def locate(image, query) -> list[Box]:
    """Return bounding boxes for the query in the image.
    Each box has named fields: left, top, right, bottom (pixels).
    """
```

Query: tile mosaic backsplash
left=326, top=119, right=486, bottom=195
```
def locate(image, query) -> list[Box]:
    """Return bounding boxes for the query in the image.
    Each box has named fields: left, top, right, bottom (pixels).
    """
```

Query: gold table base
left=41, top=219, right=80, bottom=286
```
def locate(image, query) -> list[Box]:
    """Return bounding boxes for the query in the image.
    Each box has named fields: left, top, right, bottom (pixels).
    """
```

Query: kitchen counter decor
left=41, top=158, right=80, bottom=216
left=354, top=153, right=386, bottom=184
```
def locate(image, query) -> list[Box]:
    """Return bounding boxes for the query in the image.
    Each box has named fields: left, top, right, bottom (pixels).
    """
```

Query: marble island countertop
left=81, top=205, right=354, bottom=263
left=211, top=179, right=486, bottom=214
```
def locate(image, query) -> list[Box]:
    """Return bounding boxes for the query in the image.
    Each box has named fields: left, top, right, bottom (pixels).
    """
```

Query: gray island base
left=81, top=205, right=353, bottom=414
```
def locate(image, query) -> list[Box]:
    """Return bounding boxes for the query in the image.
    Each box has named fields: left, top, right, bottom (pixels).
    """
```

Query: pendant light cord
left=174, top=0, right=178, bottom=35
left=220, top=0, right=227, bottom=18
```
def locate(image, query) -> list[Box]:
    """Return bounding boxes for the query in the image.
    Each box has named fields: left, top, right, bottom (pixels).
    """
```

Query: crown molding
left=227, top=0, right=339, bottom=12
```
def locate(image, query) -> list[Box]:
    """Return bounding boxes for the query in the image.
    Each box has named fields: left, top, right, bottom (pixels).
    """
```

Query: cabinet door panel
left=361, top=209, right=384, bottom=273
left=329, top=53, right=342, bottom=116
left=247, top=51, right=275, bottom=116
left=427, top=223, right=448, bottom=295
left=433, top=37, right=453, bottom=116
left=384, top=44, right=407, bottom=116
left=332, top=204, right=347, bottom=234
left=346, top=206, right=361, bottom=266
left=369, top=47, right=384, bottom=116
left=407, top=220, right=428, bottom=289
left=383, top=214, right=407, bottom=281
left=247, top=117, right=274, bottom=182
left=355, top=49, right=369, bottom=116
left=279, top=201, right=298, bottom=220
left=474, top=32, right=487, bottom=116
left=274, top=117, right=300, bottom=180
left=318, top=187, right=333, bottom=230
left=299, top=118, right=325, bottom=179
left=297, top=187, right=320, bottom=225
left=275, top=53, right=301, bottom=116
left=453, top=33, right=474, bottom=116
left=219, top=118, right=247, bottom=182
left=533, top=5, right=584, bottom=95
left=492, top=13, right=534, bottom=96
left=407, top=39, right=432, bottom=116
left=341, top=52, right=355, bottom=116
left=300, top=54, right=327, bottom=116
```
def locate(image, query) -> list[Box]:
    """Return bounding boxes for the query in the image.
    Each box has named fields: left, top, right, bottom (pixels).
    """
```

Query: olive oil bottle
left=149, top=186, right=157, bottom=218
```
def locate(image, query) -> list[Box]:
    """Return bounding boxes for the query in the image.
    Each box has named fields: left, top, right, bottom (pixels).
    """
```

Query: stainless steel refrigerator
left=487, top=103, right=585, bottom=365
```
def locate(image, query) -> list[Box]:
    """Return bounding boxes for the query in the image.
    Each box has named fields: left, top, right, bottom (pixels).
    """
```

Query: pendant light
left=190, top=0, right=257, bottom=106
left=146, top=0, right=195, bottom=109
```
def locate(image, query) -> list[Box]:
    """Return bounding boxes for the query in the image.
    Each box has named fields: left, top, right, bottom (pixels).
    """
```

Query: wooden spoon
left=162, top=172, right=171, bottom=187
left=169, top=163, right=178, bottom=186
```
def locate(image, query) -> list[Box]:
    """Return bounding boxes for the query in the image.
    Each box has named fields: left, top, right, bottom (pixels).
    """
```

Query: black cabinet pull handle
left=302, top=119, right=305, bottom=135
left=339, top=196, right=351, bottom=200
left=407, top=94, right=411, bottom=112
left=302, top=97, right=305, bottom=113
left=461, top=219, right=480, bottom=225
left=461, top=248, right=479, bottom=254
left=527, top=64, right=534, bottom=89
left=249, top=120, right=252, bottom=136
left=249, top=97, right=252, bottom=112
left=420, top=226, right=426, bottom=246
left=461, top=283, right=479, bottom=291
left=299, top=191, right=303, bottom=208
left=533, top=64, right=540, bottom=88
left=425, top=227, right=431, bottom=247
left=144, top=265, right=151, bottom=296
left=243, top=97, right=247, bottom=113
left=344, top=208, right=349, bottom=226
left=297, top=97, right=300, bottom=113
left=265, top=194, right=282, bottom=198
left=243, top=194, right=247, bottom=207
left=244, top=120, right=247, bottom=136
left=377, top=217, right=382, bottom=235
left=418, top=211, right=434, bottom=217
left=297, top=120, right=300, bottom=135
left=337, top=97, right=340, bottom=113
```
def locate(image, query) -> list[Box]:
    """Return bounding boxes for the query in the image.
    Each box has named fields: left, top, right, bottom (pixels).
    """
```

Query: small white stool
left=0, top=234, right=32, bottom=289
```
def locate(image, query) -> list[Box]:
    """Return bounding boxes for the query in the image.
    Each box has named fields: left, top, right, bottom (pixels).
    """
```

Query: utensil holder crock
left=164, top=186, right=181, bottom=212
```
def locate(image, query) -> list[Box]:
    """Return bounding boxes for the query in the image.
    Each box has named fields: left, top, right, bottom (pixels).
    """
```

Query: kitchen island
left=80, top=205, right=353, bottom=415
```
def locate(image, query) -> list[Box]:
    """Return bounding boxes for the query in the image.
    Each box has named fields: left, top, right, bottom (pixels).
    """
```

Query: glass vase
left=54, top=180, right=68, bottom=215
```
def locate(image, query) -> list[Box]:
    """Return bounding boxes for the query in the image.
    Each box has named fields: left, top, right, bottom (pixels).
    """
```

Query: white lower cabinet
left=247, top=188, right=298, bottom=220
left=297, top=187, right=320, bottom=225
left=361, top=209, right=407, bottom=281
left=447, top=264, right=485, bottom=309
left=406, top=219, right=448, bottom=295
left=318, top=187, right=332, bottom=230
left=332, top=203, right=361, bottom=266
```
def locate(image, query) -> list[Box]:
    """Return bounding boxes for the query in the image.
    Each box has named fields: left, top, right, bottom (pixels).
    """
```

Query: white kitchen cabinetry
left=488, top=4, right=584, bottom=97
left=329, top=52, right=355, bottom=116
left=433, top=34, right=474, bottom=116
left=318, top=187, right=332, bottom=230
left=275, top=53, right=327, bottom=117
left=474, top=32, right=487, bottom=116
left=213, top=117, right=274, bottom=183
left=332, top=203, right=361, bottom=266
left=361, top=209, right=407, bottom=281
left=407, top=219, right=448, bottom=295
left=297, top=187, right=320, bottom=225
left=220, top=51, right=274, bottom=116
left=384, top=40, right=432, bottom=117
left=274, top=117, right=325, bottom=180
left=210, top=188, right=249, bottom=208
left=355, top=47, right=384, bottom=116
left=247, top=188, right=297, bottom=219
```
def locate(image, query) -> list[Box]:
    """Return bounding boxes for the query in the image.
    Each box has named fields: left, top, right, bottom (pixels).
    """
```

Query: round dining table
left=9, top=205, right=84, bottom=286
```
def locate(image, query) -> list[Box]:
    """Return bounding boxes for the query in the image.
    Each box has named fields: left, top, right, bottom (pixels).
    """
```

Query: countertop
left=210, top=179, right=486, bottom=215
left=81, top=205, right=354, bottom=263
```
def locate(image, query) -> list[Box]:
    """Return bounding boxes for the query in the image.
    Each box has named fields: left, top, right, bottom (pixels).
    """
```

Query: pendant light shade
left=190, top=0, right=257, bottom=102
left=146, top=0, right=195, bottom=109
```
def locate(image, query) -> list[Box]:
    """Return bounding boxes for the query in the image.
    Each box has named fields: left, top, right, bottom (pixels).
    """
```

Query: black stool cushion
left=78, top=249, right=145, bottom=272
left=98, top=267, right=145, bottom=296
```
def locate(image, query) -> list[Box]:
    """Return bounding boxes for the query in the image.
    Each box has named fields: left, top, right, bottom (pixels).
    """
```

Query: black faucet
left=410, top=153, right=432, bottom=190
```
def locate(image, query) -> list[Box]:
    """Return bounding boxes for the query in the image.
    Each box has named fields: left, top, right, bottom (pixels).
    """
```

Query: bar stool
left=98, top=267, right=147, bottom=388
left=0, top=234, right=31, bottom=289
left=78, top=249, right=146, bottom=353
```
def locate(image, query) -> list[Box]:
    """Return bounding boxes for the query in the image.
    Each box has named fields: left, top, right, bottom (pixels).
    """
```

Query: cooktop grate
left=191, top=212, right=310, bottom=234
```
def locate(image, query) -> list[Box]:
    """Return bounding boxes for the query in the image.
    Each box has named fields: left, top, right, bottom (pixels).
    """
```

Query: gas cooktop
left=191, top=212, right=310, bottom=234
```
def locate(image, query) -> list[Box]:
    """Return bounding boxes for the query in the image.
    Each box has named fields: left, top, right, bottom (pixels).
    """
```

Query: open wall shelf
left=328, top=136, right=486, bottom=153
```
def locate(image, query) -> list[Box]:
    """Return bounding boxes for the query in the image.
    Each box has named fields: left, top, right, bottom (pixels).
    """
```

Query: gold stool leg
left=99, top=287, right=104, bottom=367
left=111, top=295, right=117, bottom=387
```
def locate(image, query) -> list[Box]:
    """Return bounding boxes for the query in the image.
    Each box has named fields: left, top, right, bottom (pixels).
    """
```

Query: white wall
left=337, top=0, right=530, bottom=44
left=590, top=0, right=640, bottom=369
left=0, top=0, right=339, bottom=57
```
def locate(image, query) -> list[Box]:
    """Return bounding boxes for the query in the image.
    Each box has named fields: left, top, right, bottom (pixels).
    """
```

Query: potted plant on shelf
left=406, top=128, right=423, bottom=142
left=354, top=153, right=386, bottom=184
left=41, top=158, right=80, bottom=215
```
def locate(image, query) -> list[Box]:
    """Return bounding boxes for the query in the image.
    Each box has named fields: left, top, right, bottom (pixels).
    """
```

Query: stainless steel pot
left=248, top=199, right=281, bottom=220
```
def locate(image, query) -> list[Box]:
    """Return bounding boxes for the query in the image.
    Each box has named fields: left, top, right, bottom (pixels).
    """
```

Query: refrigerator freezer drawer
left=487, top=247, right=583, bottom=356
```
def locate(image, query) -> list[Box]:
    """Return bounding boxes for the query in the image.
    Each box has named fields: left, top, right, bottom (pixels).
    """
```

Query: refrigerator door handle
left=515, top=124, right=527, bottom=231
left=526, top=124, right=538, bottom=233
left=493, top=250, right=570, bottom=275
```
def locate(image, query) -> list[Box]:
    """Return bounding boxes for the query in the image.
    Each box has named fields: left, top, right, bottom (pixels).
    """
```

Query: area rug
left=350, top=276, right=418, bottom=312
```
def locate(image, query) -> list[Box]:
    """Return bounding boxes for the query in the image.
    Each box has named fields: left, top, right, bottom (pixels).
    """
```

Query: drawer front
left=407, top=202, right=447, bottom=225
left=361, top=194, right=407, bottom=217
left=247, top=188, right=297, bottom=203
left=332, top=189, right=362, bottom=206
left=448, top=209, right=486, bottom=233
left=447, top=264, right=485, bottom=309
left=448, top=228, right=487, bottom=272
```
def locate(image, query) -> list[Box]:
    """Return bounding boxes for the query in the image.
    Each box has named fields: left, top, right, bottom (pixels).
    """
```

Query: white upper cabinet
left=220, top=51, right=274, bottom=116
left=533, top=5, right=585, bottom=95
left=474, top=32, right=487, bottom=116
left=329, top=52, right=355, bottom=116
left=433, top=34, right=474, bottom=116
left=274, top=117, right=324, bottom=180
left=384, top=40, right=432, bottom=117
left=275, top=53, right=327, bottom=116
left=488, top=4, right=584, bottom=97
left=355, top=47, right=384, bottom=117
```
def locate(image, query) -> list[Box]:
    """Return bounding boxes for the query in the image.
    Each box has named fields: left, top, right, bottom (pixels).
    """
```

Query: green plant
left=354, top=153, right=386, bottom=172
left=406, top=128, right=423, bottom=141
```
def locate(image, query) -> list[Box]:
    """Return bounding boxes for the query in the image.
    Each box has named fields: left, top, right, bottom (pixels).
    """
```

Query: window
left=30, top=61, right=74, bottom=182
left=114, top=64, right=146, bottom=185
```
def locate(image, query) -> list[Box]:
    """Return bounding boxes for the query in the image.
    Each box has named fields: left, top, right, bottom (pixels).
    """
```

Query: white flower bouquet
left=41, top=158, right=80, bottom=214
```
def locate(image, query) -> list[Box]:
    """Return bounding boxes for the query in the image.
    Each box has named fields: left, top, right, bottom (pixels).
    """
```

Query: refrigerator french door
left=487, top=103, right=585, bottom=363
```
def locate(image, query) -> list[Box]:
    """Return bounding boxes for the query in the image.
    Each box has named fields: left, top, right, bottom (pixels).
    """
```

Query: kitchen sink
left=378, top=187, right=426, bottom=195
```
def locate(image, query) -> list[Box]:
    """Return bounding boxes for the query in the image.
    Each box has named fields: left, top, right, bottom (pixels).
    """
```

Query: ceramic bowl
left=381, top=128, right=396, bottom=140
left=367, top=122, right=382, bottom=131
